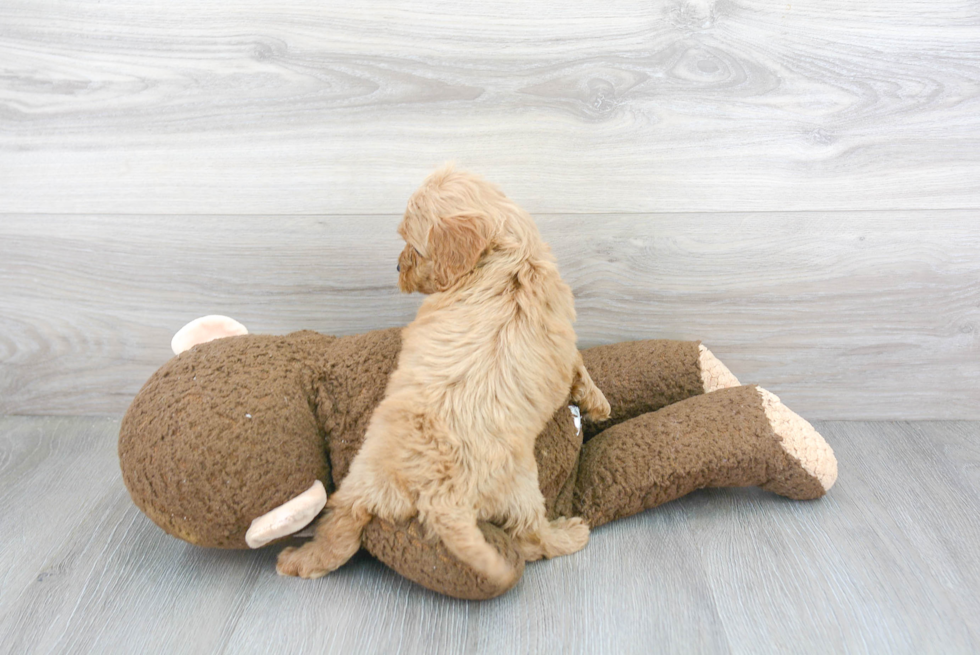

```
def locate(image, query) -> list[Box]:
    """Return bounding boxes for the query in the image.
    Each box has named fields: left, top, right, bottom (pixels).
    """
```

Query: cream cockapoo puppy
left=277, top=165, right=610, bottom=585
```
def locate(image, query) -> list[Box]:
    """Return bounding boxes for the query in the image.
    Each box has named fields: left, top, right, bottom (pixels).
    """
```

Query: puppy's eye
left=413, top=247, right=423, bottom=258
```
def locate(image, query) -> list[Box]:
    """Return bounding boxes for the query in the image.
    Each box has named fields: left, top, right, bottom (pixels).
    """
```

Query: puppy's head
left=397, top=164, right=495, bottom=294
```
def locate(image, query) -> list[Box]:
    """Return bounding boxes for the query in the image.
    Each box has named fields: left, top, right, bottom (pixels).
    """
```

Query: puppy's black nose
left=397, top=264, right=401, bottom=272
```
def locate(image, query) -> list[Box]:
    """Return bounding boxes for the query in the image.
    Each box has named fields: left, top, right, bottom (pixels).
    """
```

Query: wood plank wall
left=1, top=1, right=978, bottom=418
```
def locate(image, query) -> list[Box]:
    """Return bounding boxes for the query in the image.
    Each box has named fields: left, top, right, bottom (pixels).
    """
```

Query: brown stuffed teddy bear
left=119, top=315, right=837, bottom=600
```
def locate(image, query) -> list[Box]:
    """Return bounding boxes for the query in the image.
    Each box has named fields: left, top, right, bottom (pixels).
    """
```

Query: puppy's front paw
left=584, top=393, right=611, bottom=422
left=276, top=544, right=332, bottom=579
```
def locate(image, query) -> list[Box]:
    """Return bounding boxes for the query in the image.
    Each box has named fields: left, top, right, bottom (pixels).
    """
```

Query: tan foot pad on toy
left=699, top=344, right=740, bottom=392
left=758, top=388, right=837, bottom=495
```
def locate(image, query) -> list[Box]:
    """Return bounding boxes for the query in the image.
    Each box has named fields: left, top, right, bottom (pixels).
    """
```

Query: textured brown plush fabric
left=119, top=332, right=335, bottom=548
left=119, top=329, right=833, bottom=599
left=311, top=328, right=403, bottom=486
left=574, top=384, right=825, bottom=529
left=534, top=400, right=582, bottom=519
left=579, top=340, right=704, bottom=441
left=362, top=519, right=526, bottom=600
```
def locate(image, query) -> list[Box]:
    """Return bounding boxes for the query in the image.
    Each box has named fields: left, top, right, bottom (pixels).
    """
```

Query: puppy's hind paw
left=538, top=517, right=590, bottom=558
left=276, top=544, right=335, bottom=579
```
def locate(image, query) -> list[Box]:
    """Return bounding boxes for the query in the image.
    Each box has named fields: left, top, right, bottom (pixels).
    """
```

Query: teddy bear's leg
left=416, top=501, right=519, bottom=587
left=362, top=517, right=526, bottom=600
left=698, top=344, right=741, bottom=392
left=572, top=385, right=837, bottom=528
left=579, top=340, right=739, bottom=440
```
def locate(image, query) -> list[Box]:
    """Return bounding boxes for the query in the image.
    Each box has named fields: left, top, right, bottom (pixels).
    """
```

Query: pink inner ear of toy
left=245, top=480, right=327, bottom=548
left=171, top=315, right=249, bottom=355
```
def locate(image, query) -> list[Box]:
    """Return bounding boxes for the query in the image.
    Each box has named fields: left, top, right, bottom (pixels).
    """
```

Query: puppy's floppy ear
left=428, top=213, right=490, bottom=290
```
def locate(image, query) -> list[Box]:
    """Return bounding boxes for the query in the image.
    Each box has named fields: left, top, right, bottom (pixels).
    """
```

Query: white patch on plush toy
left=171, top=315, right=248, bottom=355
left=568, top=405, right=582, bottom=436
left=245, top=480, right=327, bottom=548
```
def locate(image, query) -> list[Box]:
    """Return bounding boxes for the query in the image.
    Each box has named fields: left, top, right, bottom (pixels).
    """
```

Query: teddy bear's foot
left=699, top=344, right=740, bottom=392
left=756, top=387, right=837, bottom=499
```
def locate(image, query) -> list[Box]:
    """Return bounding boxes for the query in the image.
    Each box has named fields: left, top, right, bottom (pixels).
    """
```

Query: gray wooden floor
left=1, top=416, right=977, bottom=654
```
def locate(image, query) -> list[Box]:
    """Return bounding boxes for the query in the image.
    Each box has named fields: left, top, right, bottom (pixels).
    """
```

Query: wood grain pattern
left=2, top=417, right=978, bottom=653
left=1, top=0, right=979, bottom=214
left=2, top=213, right=977, bottom=419
left=0, top=418, right=264, bottom=654
left=694, top=420, right=980, bottom=652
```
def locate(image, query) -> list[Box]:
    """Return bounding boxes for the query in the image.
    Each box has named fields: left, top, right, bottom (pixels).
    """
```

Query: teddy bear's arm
left=572, top=385, right=837, bottom=529
left=578, top=340, right=739, bottom=440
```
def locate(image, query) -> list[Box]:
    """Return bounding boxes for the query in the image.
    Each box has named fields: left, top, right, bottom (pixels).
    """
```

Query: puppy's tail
left=421, top=505, right=519, bottom=587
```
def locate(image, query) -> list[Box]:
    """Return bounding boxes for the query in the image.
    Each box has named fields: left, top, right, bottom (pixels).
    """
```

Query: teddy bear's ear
left=427, top=213, right=490, bottom=291
left=171, top=315, right=248, bottom=355
left=245, top=480, right=327, bottom=548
